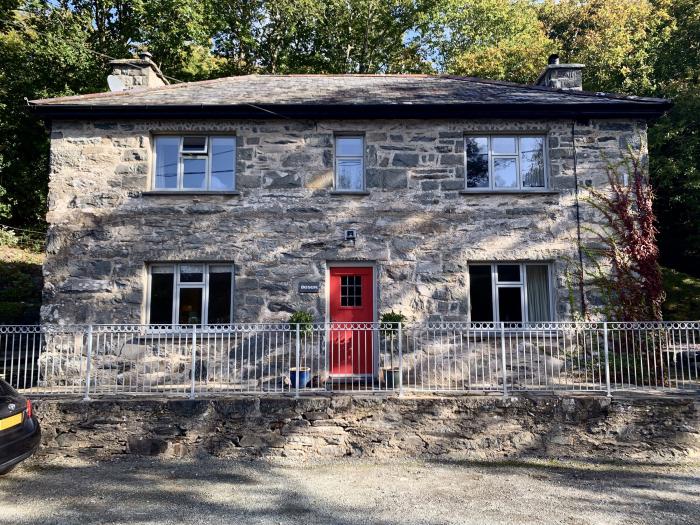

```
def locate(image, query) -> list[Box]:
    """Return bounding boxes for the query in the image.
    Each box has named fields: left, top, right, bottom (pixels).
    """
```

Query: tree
left=651, top=0, right=700, bottom=94
left=648, top=92, right=700, bottom=276
left=540, top=0, right=666, bottom=95
left=207, top=0, right=265, bottom=75
left=209, top=0, right=428, bottom=75
left=647, top=0, right=700, bottom=275
left=304, top=0, right=427, bottom=74
left=133, top=0, right=221, bottom=81
left=418, top=0, right=555, bottom=82
left=58, top=0, right=138, bottom=60
left=0, top=5, right=104, bottom=227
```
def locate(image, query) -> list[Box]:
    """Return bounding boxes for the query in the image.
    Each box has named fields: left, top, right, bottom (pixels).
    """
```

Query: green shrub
left=380, top=310, right=407, bottom=325
left=0, top=227, right=18, bottom=248
left=289, top=310, right=314, bottom=335
left=380, top=310, right=407, bottom=335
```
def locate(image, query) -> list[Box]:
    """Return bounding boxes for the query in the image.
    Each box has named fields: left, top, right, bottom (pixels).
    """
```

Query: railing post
left=500, top=322, right=508, bottom=399
left=398, top=322, right=404, bottom=397
left=190, top=324, right=197, bottom=400
left=295, top=324, right=301, bottom=399
left=603, top=321, right=612, bottom=397
left=83, top=325, right=93, bottom=401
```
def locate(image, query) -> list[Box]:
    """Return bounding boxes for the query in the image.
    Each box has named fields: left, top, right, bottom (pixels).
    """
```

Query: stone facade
left=33, top=395, right=699, bottom=460
left=42, top=117, right=646, bottom=325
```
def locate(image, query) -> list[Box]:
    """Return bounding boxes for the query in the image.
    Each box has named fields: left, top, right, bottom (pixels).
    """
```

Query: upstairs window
left=148, top=263, right=234, bottom=326
left=153, top=136, right=236, bottom=191
left=335, top=136, right=365, bottom=191
left=468, top=263, right=552, bottom=323
left=465, top=136, right=546, bottom=191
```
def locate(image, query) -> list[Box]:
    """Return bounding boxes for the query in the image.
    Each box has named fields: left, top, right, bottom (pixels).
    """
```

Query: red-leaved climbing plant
left=585, top=152, right=665, bottom=321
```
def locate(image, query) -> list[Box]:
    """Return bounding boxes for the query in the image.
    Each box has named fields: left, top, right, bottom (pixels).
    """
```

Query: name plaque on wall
left=298, top=282, right=320, bottom=293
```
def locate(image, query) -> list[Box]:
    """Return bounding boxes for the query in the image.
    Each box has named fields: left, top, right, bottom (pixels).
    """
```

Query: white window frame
left=468, top=262, right=554, bottom=324
left=146, top=263, right=235, bottom=326
left=334, top=135, right=366, bottom=192
left=152, top=135, right=237, bottom=191
left=464, top=135, right=549, bottom=191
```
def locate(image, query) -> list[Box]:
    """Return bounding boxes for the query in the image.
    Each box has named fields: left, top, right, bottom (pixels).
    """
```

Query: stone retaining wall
left=33, top=394, right=699, bottom=461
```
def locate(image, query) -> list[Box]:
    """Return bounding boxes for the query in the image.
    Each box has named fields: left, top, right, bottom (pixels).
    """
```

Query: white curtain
left=526, top=265, right=551, bottom=322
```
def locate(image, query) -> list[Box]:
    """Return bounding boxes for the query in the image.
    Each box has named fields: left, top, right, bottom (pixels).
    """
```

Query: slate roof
left=30, top=74, right=671, bottom=120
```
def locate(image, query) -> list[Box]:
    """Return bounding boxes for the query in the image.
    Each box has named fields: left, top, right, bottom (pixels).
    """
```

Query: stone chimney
left=536, top=54, right=585, bottom=91
left=107, top=51, right=169, bottom=91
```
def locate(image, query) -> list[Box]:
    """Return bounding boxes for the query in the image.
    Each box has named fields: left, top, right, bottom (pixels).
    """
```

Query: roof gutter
left=29, top=102, right=672, bottom=121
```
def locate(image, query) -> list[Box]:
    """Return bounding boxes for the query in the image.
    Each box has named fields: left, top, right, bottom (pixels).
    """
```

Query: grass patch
left=662, top=267, right=700, bottom=321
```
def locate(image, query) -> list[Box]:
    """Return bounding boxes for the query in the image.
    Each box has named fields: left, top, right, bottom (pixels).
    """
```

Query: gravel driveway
left=0, top=456, right=698, bottom=524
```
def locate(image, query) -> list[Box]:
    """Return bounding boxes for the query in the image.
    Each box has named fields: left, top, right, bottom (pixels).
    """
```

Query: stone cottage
left=31, top=54, right=670, bottom=332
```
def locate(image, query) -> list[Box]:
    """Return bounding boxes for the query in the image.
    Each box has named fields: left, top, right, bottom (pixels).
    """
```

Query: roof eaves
left=30, top=101, right=672, bottom=121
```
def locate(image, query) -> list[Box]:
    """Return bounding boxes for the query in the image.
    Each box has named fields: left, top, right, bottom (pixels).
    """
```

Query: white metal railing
left=1, top=322, right=698, bottom=397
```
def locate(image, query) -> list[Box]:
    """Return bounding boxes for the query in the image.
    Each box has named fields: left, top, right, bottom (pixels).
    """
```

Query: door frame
left=325, top=261, right=379, bottom=379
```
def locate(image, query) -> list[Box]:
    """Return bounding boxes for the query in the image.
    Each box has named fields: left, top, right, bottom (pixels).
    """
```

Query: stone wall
left=33, top=394, right=699, bottom=461
left=42, top=118, right=647, bottom=324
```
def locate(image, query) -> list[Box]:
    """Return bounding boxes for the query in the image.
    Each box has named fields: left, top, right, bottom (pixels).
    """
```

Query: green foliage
left=661, top=267, right=700, bottom=321
left=0, top=4, right=105, bottom=228
left=0, top=226, right=17, bottom=247
left=649, top=91, right=700, bottom=275
left=418, top=0, right=555, bottom=82
left=210, top=0, right=427, bottom=74
left=380, top=310, right=406, bottom=337
left=134, top=0, right=219, bottom=81
left=0, top=244, right=43, bottom=323
left=380, top=310, right=406, bottom=325
left=288, top=310, right=314, bottom=334
left=302, top=0, right=427, bottom=74
left=652, top=0, right=700, bottom=95
left=540, top=0, right=664, bottom=95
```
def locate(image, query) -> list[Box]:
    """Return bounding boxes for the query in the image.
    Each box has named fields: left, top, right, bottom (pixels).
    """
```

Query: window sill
left=459, top=190, right=559, bottom=196
left=139, top=327, right=237, bottom=337
left=141, top=190, right=241, bottom=196
left=329, top=191, right=370, bottom=196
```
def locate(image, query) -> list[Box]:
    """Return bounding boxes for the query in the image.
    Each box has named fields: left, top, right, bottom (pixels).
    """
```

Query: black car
left=0, top=379, right=40, bottom=475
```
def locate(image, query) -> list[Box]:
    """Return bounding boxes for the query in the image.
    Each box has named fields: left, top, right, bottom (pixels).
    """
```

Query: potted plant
left=288, top=310, right=314, bottom=388
left=379, top=310, right=407, bottom=389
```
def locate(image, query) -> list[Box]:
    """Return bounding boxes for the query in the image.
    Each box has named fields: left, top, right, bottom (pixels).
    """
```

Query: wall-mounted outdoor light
left=344, top=229, right=357, bottom=245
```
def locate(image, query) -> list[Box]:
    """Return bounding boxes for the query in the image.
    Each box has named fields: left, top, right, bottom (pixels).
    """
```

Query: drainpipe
left=572, top=121, right=588, bottom=319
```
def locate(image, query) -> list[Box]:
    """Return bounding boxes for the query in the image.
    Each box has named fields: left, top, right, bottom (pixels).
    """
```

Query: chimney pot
left=138, top=51, right=153, bottom=62
left=548, top=54, right=560, bottom=65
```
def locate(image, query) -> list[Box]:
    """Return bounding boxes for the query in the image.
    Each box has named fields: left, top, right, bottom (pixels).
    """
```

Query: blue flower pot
left=289, top=367, right=311, bottom=388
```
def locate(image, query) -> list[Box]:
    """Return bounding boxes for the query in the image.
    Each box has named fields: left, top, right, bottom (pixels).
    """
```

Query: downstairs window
left=148, top=263, right=234, bottom=325
left=468, top=263, right=552, bottom=323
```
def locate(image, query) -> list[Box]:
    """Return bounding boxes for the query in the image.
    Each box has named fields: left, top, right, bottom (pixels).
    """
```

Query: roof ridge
left=31, top=74, right=428, bottom=105
left=29, top=76, right=234, bottom=104
left=441, top=75, right=667, bottom=104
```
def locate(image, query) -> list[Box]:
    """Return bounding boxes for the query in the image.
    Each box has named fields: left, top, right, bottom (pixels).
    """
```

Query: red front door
left=329, top=266, right=374, bottom=376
